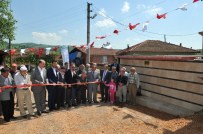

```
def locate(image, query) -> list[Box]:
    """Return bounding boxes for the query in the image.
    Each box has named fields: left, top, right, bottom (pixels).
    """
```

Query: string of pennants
left=86, top=0, right=202, bottom=49
left=2, top=0, right=202, bottom=53
left=3, top=46, right=60, bottom=57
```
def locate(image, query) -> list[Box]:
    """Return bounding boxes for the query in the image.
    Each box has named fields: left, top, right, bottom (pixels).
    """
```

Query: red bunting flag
left=52, top=46, right=59, bottom=51
left=157, top=13, right=167, bottom=19
left=113, top=30, right=119, bottom=34
left=80, top=45, right=86, bottom=48
left=90, top=42, right=94, bottom=48
left=10, top=49, right=16, bottom=55
left=193, top=0, right=199, bottom=3
left=129, top=23, right=140, bottom=30
left=38, top=48, right=44, bottom=57
left=29, top=48, right=35, bottom=53
left=96, top=36, right=106, bottom=39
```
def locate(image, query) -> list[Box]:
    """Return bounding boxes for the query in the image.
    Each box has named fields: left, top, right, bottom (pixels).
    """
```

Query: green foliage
left=0, top=0, right=16, bottom=46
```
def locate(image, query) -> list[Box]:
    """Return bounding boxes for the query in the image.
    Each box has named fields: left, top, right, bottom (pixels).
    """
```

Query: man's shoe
left=4, top=119, right=10, bottom=122
left=30, top=114, right=38, bottom=117
left=42, top=110, right=49, bottom=113
left=11, top=116, right=17, bottom=120
left=37, top=111, right=42, bottom=116
left=68, top=104, right=72, bottom=108
left=72, top=103, right=77, bottom=107
left=22, top=115, right=28, bottom=119
left=94, top=101, right=99, bottom=104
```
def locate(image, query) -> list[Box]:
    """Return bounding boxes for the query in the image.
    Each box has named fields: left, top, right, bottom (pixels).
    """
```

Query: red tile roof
left=73, top=47, right=118, bottom=56
left=117, top=40, right=198, bottom=55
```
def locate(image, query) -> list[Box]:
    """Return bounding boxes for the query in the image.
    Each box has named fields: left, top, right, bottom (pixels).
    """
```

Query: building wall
left=91, top=55, right=115, bottom=64
left=119, top=56, right=203, bottom=112
left=121, top=52, right=197, bottom=56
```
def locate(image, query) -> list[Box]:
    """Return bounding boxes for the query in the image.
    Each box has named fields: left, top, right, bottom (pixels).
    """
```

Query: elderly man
left=31, top=59, right=48, bottom=116
left=55, top=64, right=65, bottom=109
left=85, top=63, right=91, bottom=72
left=110, top=59, right=120, bottom=73
left=0, top=68, right=16, bottom=122
left=87, top=64, right=100, bottom=104
left=111, top=66, right=118, bottom=82
left=116, top=68, right=128, bottom=104
left=100, top=64, right=111, bottom=102
left=127, top=67, right=140, bottom=105
left=14, top=66, right=36, bottom=118
left=10, top=63, right=19, bottom=106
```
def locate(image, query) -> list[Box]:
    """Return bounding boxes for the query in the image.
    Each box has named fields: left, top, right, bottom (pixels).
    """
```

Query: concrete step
left=136, top=96, right=194, bottom=117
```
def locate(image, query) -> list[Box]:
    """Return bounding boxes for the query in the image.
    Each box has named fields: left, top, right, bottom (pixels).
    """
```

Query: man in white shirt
left=14, top=66, right=36, bottom=118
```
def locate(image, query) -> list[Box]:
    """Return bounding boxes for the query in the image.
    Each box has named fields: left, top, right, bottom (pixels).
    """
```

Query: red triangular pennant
left=157, top=13, right=167, bottom=19
left=96, top=36, right=106, bottom=39
left=129, top=23, right=140, bottom=30
left=113, top=30, right=119, bottom=34
left=193, top=0, right=199, bottom=3
left=38, top=48, right=44, bottom=57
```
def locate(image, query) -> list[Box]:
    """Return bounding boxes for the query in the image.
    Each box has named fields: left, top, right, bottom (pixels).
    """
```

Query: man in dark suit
left=100, top=64, right=111, bottom=102
left=64, top=63, right=78, bottom=107
left=110, top=59, right=120, bottom=73
left=46, top=60, right=58, bottom=111
left=55, top=64, right=65, bottom=109
left=31, top=59, right=48, bottom=116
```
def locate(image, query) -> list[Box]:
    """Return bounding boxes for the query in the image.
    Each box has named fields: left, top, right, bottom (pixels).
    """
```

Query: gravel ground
left=0, top=97, right=203, bottom=134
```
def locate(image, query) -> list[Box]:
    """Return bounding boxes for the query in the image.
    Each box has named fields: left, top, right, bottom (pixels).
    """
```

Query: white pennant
left=20, top=49, right=25, bottom=56
left=45, top=48, right=51, bottom=55
left=178, top=3, right=188, bottom=11
left=103, top=42, right=112, bottom=49
left=142, top=21, right=149, bottom=32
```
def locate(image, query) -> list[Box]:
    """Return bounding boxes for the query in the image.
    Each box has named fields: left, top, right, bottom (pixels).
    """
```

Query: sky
left=11, top=0, right=203, bottom=49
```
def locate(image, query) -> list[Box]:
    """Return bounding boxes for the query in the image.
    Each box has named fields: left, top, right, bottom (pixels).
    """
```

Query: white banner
left=61, top=46, right=69, bottom=66
left=45, top=48, right=51, bottom=55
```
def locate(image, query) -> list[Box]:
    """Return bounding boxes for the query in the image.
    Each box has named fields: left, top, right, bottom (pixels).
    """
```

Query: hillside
left=11, top=42, right=54, bottom=49
left=0, top=42, right=55, bottom=49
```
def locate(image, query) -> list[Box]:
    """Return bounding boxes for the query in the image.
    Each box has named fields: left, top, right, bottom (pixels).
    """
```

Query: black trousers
left=100, top=83, right=109, bottom=102
left=80, top=85, right=87, bottom=103
left=66, top=87, right=76, bottom=105
left=47, top=86, right=56, bottom=110
left=1, top=92, right=14, bottom=121
left=56, top=86, right=65, bottom=108
left=76, top=87, right=81, bottom=104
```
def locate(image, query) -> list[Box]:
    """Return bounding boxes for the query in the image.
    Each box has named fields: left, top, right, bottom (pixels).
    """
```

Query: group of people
left=0, top=59, right=140, bottom=123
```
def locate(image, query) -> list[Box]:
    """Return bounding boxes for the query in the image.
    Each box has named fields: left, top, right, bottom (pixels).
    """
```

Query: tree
left=0, top=0, right=16, bottom=47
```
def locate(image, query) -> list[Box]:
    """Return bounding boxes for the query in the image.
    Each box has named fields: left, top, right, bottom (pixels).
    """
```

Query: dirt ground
left=0, top=97, right=203, bottom=134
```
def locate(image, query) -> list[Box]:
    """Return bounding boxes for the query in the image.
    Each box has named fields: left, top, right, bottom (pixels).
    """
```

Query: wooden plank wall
left=120, top=58, right=203, bottom=112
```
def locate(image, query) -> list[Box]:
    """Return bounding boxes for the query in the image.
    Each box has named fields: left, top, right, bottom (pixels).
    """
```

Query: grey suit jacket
left=87, top=70, right=100, bottom=83
left=31, top=67, right=47, bottom=92
left=0, top=75, right=12, bottom=101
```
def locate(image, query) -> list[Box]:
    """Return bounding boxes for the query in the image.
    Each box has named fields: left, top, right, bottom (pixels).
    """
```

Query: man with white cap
left=14, top=66, right=36, bottom=119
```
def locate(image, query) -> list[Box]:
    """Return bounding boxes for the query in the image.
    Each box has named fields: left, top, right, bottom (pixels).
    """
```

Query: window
left=102, top=56, right=107, bottom=64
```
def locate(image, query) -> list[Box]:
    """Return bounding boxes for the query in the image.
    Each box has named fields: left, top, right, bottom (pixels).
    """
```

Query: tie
left=102, top=71, right=106, bottom=81
left=92, top=71, right=94, bottom=78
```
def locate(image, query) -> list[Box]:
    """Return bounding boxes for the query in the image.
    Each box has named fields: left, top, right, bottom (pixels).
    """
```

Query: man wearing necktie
left=64, top=63, right=79, bottom=107
left=110, top=59, right=120, bottom=73
left=100, top=64, right=111, bottom=102
left=47, top=61, right=58, bottom=111
left=87, top=64, right=100, bottom=104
